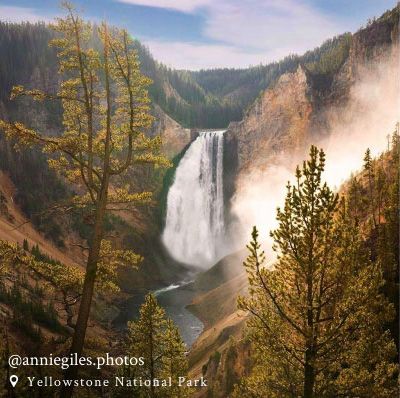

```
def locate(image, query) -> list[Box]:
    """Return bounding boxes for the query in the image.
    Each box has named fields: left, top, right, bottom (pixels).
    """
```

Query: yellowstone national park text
left=27, top=376, right=208, bottom=388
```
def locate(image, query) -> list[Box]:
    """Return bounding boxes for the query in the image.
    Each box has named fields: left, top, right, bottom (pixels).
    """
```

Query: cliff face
left=151, top=104, right=193, bottom=159
left=225, top=65, right=314, bottom=176
left=225, top=7, right=399, bottom=186
left=198, top=8, right=399, bottom=397
left=332, top=11, right=399, bottom=101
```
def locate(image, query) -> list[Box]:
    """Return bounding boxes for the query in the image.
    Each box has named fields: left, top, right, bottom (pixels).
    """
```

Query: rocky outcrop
left=331, top=9, right=399, bottom=102
left=151, top=104, right=193, bottom=158
left=225, top=7, right=399, bottom=186
left=225, top=65, right=314, bottom=177
left=196, top=338, right=253, bottom=398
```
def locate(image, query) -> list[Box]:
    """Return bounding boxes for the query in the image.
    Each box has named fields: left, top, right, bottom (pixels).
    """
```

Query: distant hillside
left=0, top=21, right=356, bottom=129
left=148, top=33, right=353, bottom=128
left=0, top=17, right=355, bottom=268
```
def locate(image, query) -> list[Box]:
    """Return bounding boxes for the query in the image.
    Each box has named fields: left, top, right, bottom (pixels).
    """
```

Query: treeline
left=0, top=139, right=67, bottom=245
left=157, top=33, right=353, bottom=128
left=233, top=132, right=399, bottom=398
left=0, top=22, right=61, bottom=128
left=0, top=21, right=354, bottom=130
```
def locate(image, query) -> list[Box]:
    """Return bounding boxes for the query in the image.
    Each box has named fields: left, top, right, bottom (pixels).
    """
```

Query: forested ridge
left=0, top=21, right=371, bottom=129
left=1, top=7, right=397, bottom=132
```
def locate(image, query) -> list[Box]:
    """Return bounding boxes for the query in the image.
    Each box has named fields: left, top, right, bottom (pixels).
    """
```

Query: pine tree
left=162, top=319, right=190, bottom=398
left=128, top=294, right=166, bottom=398
left=363, top=148, right=376, bottom=227
left=235, top=146, right=397, bottom=398
left=126, top=294, right=190, bottom=398
left=375, top=165, right=386, bottom=225
left=0, top=4, right=169, bottom=395
left=347, top=176, right=364, bottom=224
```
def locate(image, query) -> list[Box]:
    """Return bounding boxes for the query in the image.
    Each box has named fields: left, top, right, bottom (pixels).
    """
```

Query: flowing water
left=155, top=130, right=228, bottom=345
left=162, top=130, right=226, bottom=268
left=123, top=131, right=227, bottom=347
left=154, top=282, right=203, bottom=347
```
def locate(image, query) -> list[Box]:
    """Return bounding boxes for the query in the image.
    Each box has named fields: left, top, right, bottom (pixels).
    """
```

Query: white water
left=162, top=130, right=226, bottom=268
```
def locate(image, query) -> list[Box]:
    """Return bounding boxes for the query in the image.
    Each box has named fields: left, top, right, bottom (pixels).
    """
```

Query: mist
left=230, top=51, right=399, bottom=250
left=323, top=54, right=399, bottom=188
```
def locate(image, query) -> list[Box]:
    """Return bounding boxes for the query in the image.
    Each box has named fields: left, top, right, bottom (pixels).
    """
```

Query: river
left=154, top=282, right=203, bottom=347
left=115, top=280, right=203, bottom=348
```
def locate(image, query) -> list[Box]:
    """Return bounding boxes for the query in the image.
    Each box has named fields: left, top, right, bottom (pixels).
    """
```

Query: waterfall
left=162, top=130, right=226, bottom=268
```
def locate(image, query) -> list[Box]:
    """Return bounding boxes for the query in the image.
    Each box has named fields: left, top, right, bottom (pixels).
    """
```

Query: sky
left=0, top=0, right=397, bottom=70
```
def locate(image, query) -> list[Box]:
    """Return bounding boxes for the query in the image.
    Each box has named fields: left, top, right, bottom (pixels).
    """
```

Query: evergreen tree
left=0, top=4, right=168, bottom=395
left=161, top=319, right=190, bottom=398
left=346, top=176, right=363, bottom=224
left=363, top=148, right=376, bottom=227
left=235, top=146, right=397, bottom=398
left=126, top=293, right=190, bottom=398
left=128, top=293, right=166, bottom=398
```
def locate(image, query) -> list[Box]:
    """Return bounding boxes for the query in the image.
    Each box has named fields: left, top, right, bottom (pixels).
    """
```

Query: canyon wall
left=198, top=8, right=399, bottom=397
left=151, top=104, right=193, bottom=159
left=225, top=8, right=399, bottom=183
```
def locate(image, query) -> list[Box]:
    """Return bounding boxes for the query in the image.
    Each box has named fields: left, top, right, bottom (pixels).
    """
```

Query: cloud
left=322, top=54, right=400, bottom=189
left=204, top=0, right=344, bottom=53
left=143, top=39, right=282, bottom=69
left=230, top=163, right=294, bottom=246
left=123, top=1, right=396, bottom=70
left=0, top=6, right=53, bottom=23
left=139, top=0, right=346, bottom=69
left=117, top=0, right=213, bottom=13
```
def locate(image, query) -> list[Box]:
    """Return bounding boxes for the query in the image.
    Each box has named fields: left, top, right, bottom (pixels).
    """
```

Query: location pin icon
left=9, top=375, right=18, bottom=387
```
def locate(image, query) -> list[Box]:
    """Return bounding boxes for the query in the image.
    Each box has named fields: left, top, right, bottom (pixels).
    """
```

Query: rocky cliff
left=225, top=65, right=314, bottom=176
left=197, top=7, right=399, bottom=397
left=151, top=104, right=193, bottom=159
left=224, top=7, right=399, bottom=188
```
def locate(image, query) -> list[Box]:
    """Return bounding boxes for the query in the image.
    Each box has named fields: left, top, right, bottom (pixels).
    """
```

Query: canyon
left=0, top=6, right=398, bottom=398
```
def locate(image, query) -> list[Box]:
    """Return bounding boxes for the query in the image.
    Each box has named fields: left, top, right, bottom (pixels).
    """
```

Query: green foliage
left=123, top=293, right=190, bottom=398
left=12, top=313, right=43, bottom=343
left=305, top=33, right=351, bottom=76
left=30, top=243, right=61, bottom=266
left=0, top=282, right=64, bottom=334
left=347, top=127, right=400, bottom=350
left=235, top=146, right=398, bottom=398
left=0, top=22, right=356, bottom=130
left=0, top=141, right=68, bottom=246
left=0, top=22, right=67, bottom=245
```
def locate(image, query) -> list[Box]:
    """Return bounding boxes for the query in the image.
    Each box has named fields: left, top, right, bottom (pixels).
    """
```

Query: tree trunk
left=149, top=321, right=155, bottom=398
left=303, top=347, right=315, bottom=398
left=304, top=267, right=315, bottom=398
left=61, top=184, right=108, bottom=397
